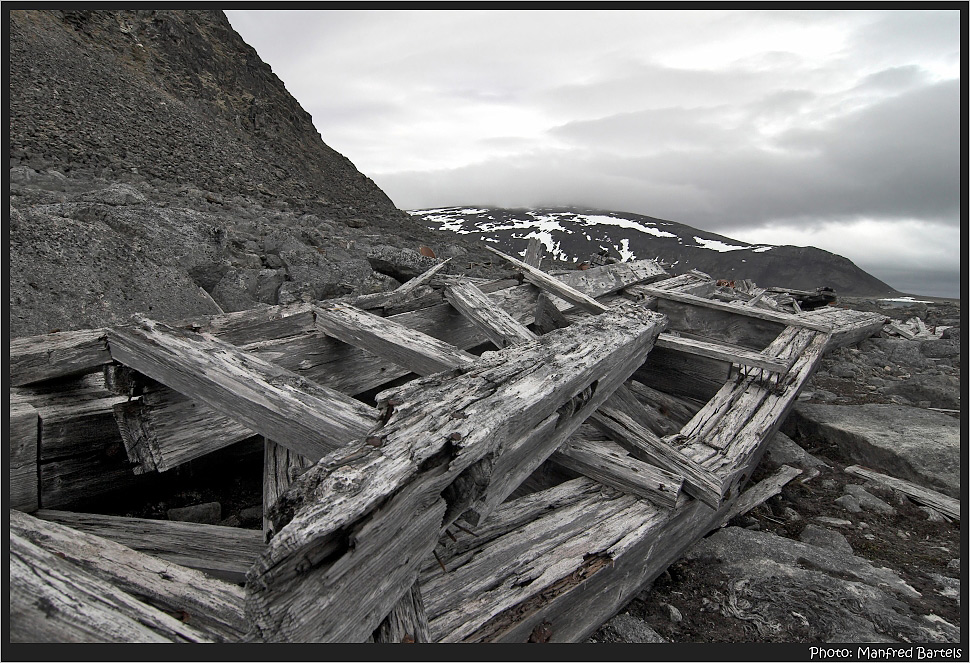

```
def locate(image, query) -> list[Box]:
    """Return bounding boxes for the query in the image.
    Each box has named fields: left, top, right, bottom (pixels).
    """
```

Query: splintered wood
left=6, top=250, right=898, bottom=644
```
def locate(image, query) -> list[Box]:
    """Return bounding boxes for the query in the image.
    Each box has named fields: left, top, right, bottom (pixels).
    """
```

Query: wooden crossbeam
left=36, top=510, right=265, bottom=584
left=522, top=237, right=543, bottom=267
left=9, top=328, right=112, bottom=386
left=444, top=280, right=537, bottom=349
left=314, top=304, right=475, bottom=376
left=655, top=334, right=788, bottom=374
left=106, top=317, right=379, bottom=461
left=638, top=286, right=833, bottom=332
left=9, top=399, right=39, bottom=512
left=485, top=246, right=609, bottom=314
left=551, top=437, right=682, bottom=507
left=247, top=303, right=666, bottom=642
left=10, top=510, right=247, bottom=641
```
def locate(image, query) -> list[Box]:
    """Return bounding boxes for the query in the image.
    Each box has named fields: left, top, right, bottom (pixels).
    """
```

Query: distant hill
left=410, top=207, right=899, bottom=297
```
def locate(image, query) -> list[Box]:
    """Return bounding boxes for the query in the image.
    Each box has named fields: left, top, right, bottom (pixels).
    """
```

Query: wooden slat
left=522, top=237, right=543, bottom=267
left=10, top=529, right=214, bottom=643
left=263, top=439, right=313, bottom=538
left=656, top=333, right=787, bottom=373
left=107, top=316, right=379, bottom=461
left=313, top=304, right=475, bottom=376
left=844, top=465, right=960, bottom=520
left=10, top=510, right=248, bottom=641
left=36, top=510, right=265, bottom=584
left=10, top=401, right=39, bottom=512
left=485, top=246, right=609, bottom=314
left=634, top=345, right=732, bottom=402
left=639, top=286, right=832, bottom=331
left=718, top=464, right=802, bottom=526
left=9, top=328, right=112, bottom=386
left=551, top=437, right=681, bottom=507
left=247, top=303, right=666, bottom=642
left=625, top=379, right=701, bottom=426
left=591, top=402, right=723, bottom=507
left=444, top=280, right=537, bottom=349
left=353, top=258, right=453, bottom=311
left=373, top=581, right=431, bottom=643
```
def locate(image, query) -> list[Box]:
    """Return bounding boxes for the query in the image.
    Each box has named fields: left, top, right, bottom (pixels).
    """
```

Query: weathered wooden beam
left=10, top=528, right=214, bottom=643
left=247, top=304, right=666, bottom=642
left=844, top=465, right=960, bottom=520
left=353, top=258, right=453, bottom=312
left=634, top=345, right=732, bottom=402
left=522, top=237, right=543, bottom=268
left=718, top=464, right=802, bottom=527
left=551, top=437, right=681, bottom=507
left=263, top=439, right=314, bottom=539
left=625, top=379, right=701, bottom=426
left=533, top=293, right=570, bottom=334
left=313, top=304, right=475, bottom=376
left=106, top=316, right=379, bottom=461
left=37, top=510, right=265, bottom=584
left=444, top=280, right=537, bottom=349
left=10, top=399, right=39, bottom=513
left=9, top=328, right=112, bottom=386
left=639, top=286, right=833, bottom=332
left=591, top=403, right=723, bottom=508
left=656, top=334, right=787, bottom=373
left=10, top=510, right=248, bottom=641
left=373, top=581, right=432, bottom=643
left=485, top=246, right=609, bottom=314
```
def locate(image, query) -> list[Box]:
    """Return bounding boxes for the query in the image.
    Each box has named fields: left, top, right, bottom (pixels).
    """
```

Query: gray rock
left=255, top=268, right=285, bottom=304
left=843, top=484, right=895, bottom=515
left=940, top=327, right=959, bottom=341
left=829, top=364, right=859, bottom=379
left=167, top=502, right=221, bottom=525
left=210, top=267, right=261, bottom=312
left=784, top=404, right=960, bottom=498
left=763, top=432, right=829, bottom=470
left=881, top=374, right=960, bottom=409
left=930, top=575, right=960, bottom=603
left=816, top=516, right=854, bottom=528
left=664, top=603, right=683, bottom=623
left=799, top=524, right=853, bottom=554
left=835, top=494, right=862, bottom=513
left=589, top=612, right=668, bottom=643
left=239, top=505, right=262, bottom=523
left=683, top=527, right=954, bottom=643
left=366, top=244, right=438, bottom=281
left=920, top=339, right=960, bottom=359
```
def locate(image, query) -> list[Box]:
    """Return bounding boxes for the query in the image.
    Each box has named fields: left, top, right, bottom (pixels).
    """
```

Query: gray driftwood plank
left=10, top=510, right=247, bottom=641
left=263, top=439, right=314, bottom=538
left=718, top=465, right=802, bottom=526
left=444, top=280, right=537, bottom=349
left=9, top=328, right=112, bottom=386
left=844, top=465, right=960, bottom=520
left=10, top=401, right=39, bottom=512
left=107, top=316, right=379, bottom=461
left=247, top=303, right=666, bottom=642
left=522, top=237, right=543, bottom=267
left=373, top=582, right=432, bottom=643
left=485, top=246, right=608, bottom=314
left=10, top=528, right=214, bottom=643
left=313, top=303, right=476, bottom=376
left=36, top=510, right=265, bottom=584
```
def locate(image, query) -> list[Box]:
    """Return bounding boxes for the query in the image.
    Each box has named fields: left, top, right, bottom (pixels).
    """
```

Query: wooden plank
left=313, top=304, right=476, bottom=376
left=591, top=403, right=723, bottom=507
left=639, top=286, right=833, bottom=332
left=634, top=345, right=732, bottom=402
left=107, top=316, right=379, bottom=461
left=10, top=510, right=247, bottom=641
left=844, top=465, right=960, bottom=520
left=37, top=395, right=128, bottom=461
left=10, top=401, right=39, bottom=512
left=533, top=293, right=571, bottom=334
left=354, top=258, right=453, bottom=312
left=373, top=581, right=431, bottom=643
left=37, top=510, right=265, bottom=584
left=113, top=388, right=256, bottom=474
left=625, top=379, right=701, bottom=426
left=551, top=437, right=681, bottom=507
left=522, top=237, right=543, bottom=267
left=485, top=246, right=609, bottom=314
left=444, top=280, right=537, bottom=349
left=718, top=464, right=802, bottom=526
left=247, top=303, right=666, bottom=642
left=656, top=333, right=787, bottom=373
left=263, top=439, right=314, bottom=538
left=39, top=453, right=145, bottom=511
left=9, top=328, right=112, bottom=386
left=10, top=529, right=214, bottom=643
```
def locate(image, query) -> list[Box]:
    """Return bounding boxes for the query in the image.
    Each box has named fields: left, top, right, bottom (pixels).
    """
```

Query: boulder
left=798, top=524, right=853, bottom=554
left=590, top=613, right=667, bottom=643
left=783, top=404, right=960, bottom=498
left=166, top=501, right=221, bottom=525
left=682, top=527, right=957, bottom=643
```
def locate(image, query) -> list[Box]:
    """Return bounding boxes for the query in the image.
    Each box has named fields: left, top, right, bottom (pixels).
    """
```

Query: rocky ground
left=591, top=297, right=962, bottom=644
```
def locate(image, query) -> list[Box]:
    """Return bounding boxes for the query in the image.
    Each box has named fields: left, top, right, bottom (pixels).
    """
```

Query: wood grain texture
left=444, top=280, right=537, bottom=349
left=10, top=510, right=248, bottom=641
left=107, top=316, right=379, bottom=461
left=719, top=464, right=802, bottom=526
left=844, top=465, right=960, bottom=520
left=263, top=439, right=314, bottom=538
left=36, top=510, right=264, bottom=584
left=485, top=246, right=608, bottom=314
left=9, top=328, right=112, bottom=386
left=373, top=582, right=431, bottom=643
left=10, top=401, right=39, bottom=512
left=10, top=529, right=214, bottom=643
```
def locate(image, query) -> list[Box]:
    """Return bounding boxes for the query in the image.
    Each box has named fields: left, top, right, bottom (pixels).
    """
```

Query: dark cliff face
left=8, top=9, right=400, bottom=219
left=7, top=10, right=501, bottom=338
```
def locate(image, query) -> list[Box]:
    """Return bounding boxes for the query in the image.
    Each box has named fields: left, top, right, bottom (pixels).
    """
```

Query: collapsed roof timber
left=8, top=240, right=888, bottom=643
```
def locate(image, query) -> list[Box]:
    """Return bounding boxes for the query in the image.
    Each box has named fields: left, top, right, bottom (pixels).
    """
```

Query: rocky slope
left=410, top=207, right=899, bottom=297
left=8, top=9, right=501, bottom=338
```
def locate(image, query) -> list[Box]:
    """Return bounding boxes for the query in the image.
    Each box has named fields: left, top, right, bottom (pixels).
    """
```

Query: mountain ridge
left=410, top=205, right=899, bottom=297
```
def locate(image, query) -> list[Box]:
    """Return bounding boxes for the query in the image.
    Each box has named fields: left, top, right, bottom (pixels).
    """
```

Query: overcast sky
left=225, top=9, right=962, bottom=298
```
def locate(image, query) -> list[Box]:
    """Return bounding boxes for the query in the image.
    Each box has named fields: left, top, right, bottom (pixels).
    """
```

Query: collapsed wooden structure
left=8, top=240, right=889, bottom=643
